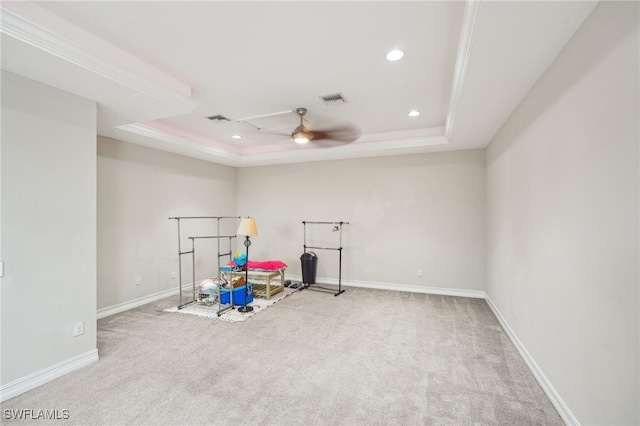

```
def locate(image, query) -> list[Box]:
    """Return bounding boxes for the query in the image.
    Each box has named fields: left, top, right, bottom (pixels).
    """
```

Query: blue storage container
left=220, top=283, right=253, bottom=305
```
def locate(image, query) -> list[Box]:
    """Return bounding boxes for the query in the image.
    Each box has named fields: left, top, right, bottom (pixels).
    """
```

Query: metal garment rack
left=169, top=216, right=240, bottom=315
left=302, top=220, right=349, bottom=296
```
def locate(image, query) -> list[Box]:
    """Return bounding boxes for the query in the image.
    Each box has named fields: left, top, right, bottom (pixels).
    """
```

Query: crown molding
left=116, top=124, right=242, bottom=167
left=238, top=134, right=449, bottom=167
left=116, top=122, right=449, bottom=168
left=0, top=5, right=197, bottom=115
left=445, top=0, right=481, bottom=140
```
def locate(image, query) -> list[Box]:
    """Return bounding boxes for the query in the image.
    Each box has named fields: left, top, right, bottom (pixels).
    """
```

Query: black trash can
left=300, top=252, right=318, bottom=284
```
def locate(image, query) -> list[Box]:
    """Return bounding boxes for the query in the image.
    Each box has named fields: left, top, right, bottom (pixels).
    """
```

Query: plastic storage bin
left=220, top=283, right=253, bottom=305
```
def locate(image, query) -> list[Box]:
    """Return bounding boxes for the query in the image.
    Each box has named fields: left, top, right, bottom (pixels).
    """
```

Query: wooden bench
left=232, top=269, right=285, bottom=300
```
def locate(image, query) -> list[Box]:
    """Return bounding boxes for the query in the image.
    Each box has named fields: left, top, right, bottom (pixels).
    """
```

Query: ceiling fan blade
left=309, top=124, right=361, bottom=148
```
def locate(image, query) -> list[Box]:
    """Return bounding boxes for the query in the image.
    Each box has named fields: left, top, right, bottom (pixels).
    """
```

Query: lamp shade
left=237, top=217, right=258, bottom=237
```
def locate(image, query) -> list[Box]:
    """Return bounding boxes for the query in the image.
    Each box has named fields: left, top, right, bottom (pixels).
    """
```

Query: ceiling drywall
left=0, top=1, right=597, bottom=167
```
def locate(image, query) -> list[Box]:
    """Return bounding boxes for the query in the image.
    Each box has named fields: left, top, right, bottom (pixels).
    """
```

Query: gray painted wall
left=97, top=136, right=237, bottom=310
left=1, top=71, right=97, bottom=385
left=237, top=150, right=486, bottom=292
left=485, top=2, right=639, bottom=424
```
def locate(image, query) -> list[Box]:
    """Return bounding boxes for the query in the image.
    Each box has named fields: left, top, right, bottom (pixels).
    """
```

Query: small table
left=232, top=269, right=285, bottom=300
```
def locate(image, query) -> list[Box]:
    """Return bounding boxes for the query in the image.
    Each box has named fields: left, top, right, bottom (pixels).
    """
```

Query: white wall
left=485, top=2, right=639, bottom=425
left=1, top=71, right=98, bottom=387
left=97, top=136, right=237, bottom=311
left=237, top=150, right=485, bottom=294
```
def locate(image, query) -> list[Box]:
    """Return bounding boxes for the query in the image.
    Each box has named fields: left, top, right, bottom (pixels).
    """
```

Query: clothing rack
left=302, top=220, right=349, bottom=296
left=169, top=216, right=240, bottom=315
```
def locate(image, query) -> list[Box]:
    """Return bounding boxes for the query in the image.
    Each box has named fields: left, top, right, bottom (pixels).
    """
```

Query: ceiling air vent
left=319, top=93, right=347, bottom=105
left=206, top=114, right=231, bottom=122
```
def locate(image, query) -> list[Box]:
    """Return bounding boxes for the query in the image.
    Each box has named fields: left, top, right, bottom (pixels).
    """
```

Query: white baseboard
left=3, top=286, right=190, bottom=403
left=287, top=275, right=486, bottom=299
left=97, top=285, right=187, bottom=319
left=485, top=295, right=578, bottom=426
left=0, top=349, right=99, bottom=403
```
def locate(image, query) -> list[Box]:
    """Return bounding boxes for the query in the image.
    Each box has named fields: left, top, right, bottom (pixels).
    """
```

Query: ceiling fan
left=291, top=107, right=360, bottom=147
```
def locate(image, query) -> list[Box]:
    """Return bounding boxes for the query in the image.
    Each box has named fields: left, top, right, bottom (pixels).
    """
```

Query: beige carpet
left=1, top=286, right=562, bottom=425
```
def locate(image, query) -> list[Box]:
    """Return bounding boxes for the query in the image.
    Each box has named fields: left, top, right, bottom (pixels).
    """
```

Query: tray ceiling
left=0, top=1, right=597, bottom=166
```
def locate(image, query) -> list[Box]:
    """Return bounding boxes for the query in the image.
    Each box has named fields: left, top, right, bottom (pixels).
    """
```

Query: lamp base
left=237, top=305, right=254, bottom=313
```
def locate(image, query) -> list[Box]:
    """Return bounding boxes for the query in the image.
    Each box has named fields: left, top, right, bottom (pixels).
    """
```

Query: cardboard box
left=231, top=276, right=246, bottom=288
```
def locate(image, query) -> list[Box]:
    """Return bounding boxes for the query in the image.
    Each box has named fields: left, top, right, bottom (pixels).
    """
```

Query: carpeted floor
left=1, top=286, right=563, bottom=425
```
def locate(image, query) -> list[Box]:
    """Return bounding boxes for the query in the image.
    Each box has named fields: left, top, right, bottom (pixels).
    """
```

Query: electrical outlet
left=514, top=307, right=519, bottom=320
left=136, top=277, right=141, bottom=286
left=417, top=269, right=423, bottom=277
left=171, top=271, right=176, bottom=280
left=73, top=321, right=84, bottom=337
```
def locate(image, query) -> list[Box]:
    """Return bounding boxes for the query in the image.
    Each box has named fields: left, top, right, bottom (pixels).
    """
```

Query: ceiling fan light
left=293, top=125, right=312, bottom=144
left=293, top=133, right=310, bottom=144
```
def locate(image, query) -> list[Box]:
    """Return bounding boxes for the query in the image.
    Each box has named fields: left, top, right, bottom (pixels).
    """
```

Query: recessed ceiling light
left=386, top=49, right=405, bottom=61
left=408, top=110, right=421, bottom=117
left=232, top=135, right=242, bottom=139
